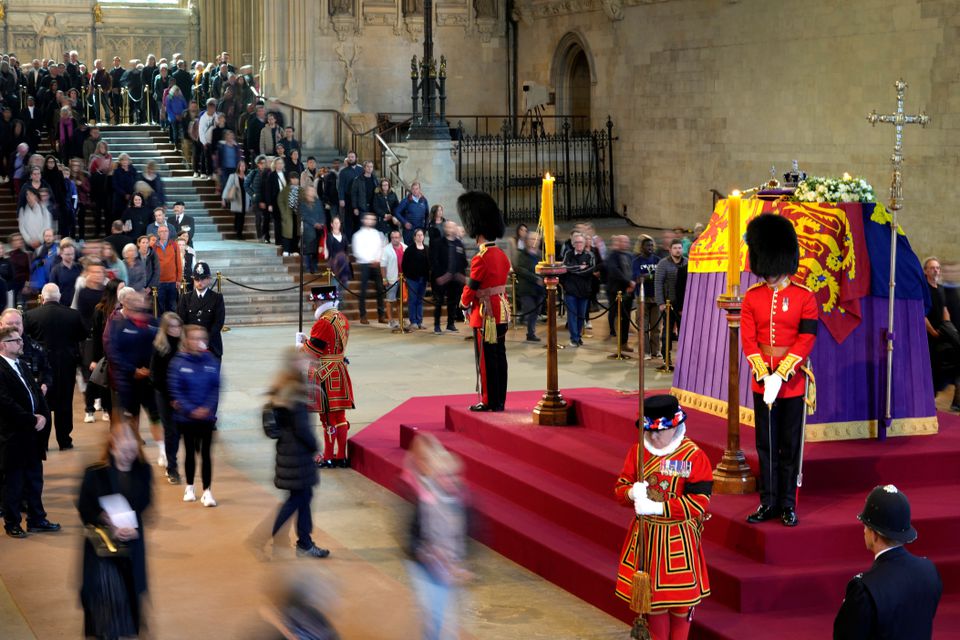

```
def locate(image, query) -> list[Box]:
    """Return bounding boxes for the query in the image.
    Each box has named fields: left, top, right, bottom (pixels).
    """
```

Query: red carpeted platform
left=351, top=388, right=960, bottom=638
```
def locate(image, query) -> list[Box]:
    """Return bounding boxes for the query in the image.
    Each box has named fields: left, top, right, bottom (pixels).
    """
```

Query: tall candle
left=541, top=173, right=556, bottom=263
left=727, top=190, right=741, bottom=297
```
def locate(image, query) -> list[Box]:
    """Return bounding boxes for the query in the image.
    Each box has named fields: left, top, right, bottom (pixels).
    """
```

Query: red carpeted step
left=571, top=392, right=960, bottom=494
left=443, top=405, right=628, bottom=498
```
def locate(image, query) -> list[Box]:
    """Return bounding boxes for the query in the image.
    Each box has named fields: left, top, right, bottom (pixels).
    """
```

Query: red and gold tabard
left=460, top=242, right=511, bottom=330
left=304, top=309, right=355, bottom=412
left=741, top=280, right=818, bottom=397
left=614, top=439, right=712, bottom=609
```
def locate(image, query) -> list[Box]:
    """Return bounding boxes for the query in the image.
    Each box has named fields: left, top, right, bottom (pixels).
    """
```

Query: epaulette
left=789, top=280, right=812, bottom=292
left=747, top=282, right=765, bottom=292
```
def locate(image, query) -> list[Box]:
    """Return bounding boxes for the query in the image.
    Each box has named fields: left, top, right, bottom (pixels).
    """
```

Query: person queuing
left=394, top=181, right=429, bottom=246
left=23, top=283, right=87, bottom=450
left=351, top=212, right=386, bottom=325
left=605, top=235, right=636, bottom=353
left=458, top=191, right=510, bottom=413
left=77, top=424, right=153, bottom=638
left=85, top=279, right=122, bottom=423
left=402, top=228, right=430, bottom=331
left=654, top=238, right=687, bottom=359
left=429, top=220, right=467, bottom=335
left=154, top=224, right=182, bottom=315
left=380, top=230, right=407, bottom=330
left=741, top=214, right=818, bottom=528
left=513, top=230, right=544, bottom=343
left=150, top=312, right=183, bottom=484
left=561, top=231, right=596, bottom=348
left=833, top=485, right=942, bottom=639
left=265, top=347, right=330, bottom=558
left=614, top=395, right=712, bottom=640
left=169, top=324, right=221, bottom=507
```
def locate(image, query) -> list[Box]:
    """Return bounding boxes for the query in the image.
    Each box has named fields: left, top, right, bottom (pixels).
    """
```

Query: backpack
left=262, top=402, right=281, bottom=439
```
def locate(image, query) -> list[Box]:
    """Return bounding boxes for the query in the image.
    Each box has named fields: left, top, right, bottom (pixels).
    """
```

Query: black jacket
left=833, top=546, right=941, bottom=640
left=273, top=401, right=318, bottom=491
left=176, top=289, right=225, bottom=359
left=561, top=249, right=596, bottom=299
left=0, top=356, right=49, bottom=467
left=167, top=213, right=196, bottom=246
left=24, top=301, right=88, bottom=364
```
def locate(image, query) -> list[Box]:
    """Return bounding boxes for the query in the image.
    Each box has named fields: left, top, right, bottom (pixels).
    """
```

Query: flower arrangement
left=792, top=174, right=876, bottom=204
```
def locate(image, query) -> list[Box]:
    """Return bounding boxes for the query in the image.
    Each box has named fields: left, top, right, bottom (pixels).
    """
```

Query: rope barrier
left=222, top=273, right=327, bottom=293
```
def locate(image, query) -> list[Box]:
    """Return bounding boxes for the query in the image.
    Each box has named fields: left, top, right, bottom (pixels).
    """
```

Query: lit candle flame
left=842, top=172, right=852, bottom=180
left=731, top=189, right=741, bottom=198
left=545, top=172, right=552, bottom=180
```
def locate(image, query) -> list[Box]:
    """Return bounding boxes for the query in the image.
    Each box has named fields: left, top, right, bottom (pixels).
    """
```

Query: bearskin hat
left=745, top=213, right=799, bottom=279
left=457, top=191, right=505, bottom=241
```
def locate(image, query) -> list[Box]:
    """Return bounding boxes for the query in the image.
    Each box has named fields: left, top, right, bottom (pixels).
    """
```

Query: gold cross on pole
left=866, top=78, right=929, bottom=211
left=865, top=78, right=929, bottom=439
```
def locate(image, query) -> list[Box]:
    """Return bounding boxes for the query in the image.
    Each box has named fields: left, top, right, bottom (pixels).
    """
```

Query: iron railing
left=456, top=117, right=616, bottom=225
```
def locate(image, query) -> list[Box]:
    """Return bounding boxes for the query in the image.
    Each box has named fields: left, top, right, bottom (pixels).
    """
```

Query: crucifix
left=866, top=78, right=929, bottom=440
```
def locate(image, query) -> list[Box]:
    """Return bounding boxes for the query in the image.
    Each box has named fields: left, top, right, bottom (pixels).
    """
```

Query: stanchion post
left=392, top=273, right=408, bottom=334
left=217, top=271, right=231, bottom=332
left=607, top=291, right=630, bottom=360
left=144, top=85, right=151, bottom=124
left=664, top=301, right=674, bottom=371
left=151, top=287, right=158, bottom=316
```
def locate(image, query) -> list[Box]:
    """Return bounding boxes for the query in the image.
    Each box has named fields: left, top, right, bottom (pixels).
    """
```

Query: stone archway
left=551, top=32, right=596, bottom=132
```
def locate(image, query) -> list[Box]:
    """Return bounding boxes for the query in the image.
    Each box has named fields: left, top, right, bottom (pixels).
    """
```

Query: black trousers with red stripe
left=474, top=323, right=508, bottom=410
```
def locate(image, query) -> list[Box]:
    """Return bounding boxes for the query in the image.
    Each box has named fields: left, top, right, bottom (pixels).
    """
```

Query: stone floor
left=0, top=318, right=677, bottom=639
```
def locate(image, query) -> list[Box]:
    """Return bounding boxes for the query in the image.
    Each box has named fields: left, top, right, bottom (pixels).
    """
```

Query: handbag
left=85, top=525, right=130, bottom=558
left=89, top=357, right=109, bottom=388
left=262, top=402, right=281, bottom=439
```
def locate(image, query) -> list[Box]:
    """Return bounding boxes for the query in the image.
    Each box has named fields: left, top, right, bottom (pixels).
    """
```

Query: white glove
left=762, top=374, right=783, bottom=405
left=634, top=494, right=664, bottom=517
left=627, top=481, right=647, bottom=502
left=295, top=332, right=306, bottom=347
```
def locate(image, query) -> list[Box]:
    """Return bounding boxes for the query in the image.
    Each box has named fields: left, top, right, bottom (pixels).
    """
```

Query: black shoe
left=167, top=471, right=182, bottom=485
left=27, top=520, right=61, bottom=533
left=469, top=402, right=493, bottom=412
left=59, top=443, right=74, bottom=451
left=5, top=525, right=26, bottom=538
left=526, top=335, right=541, bottom=342
left=746, top=505, right=781, bottom=524
left=296, top=544, right=331, bottom=559
left=338, top=458, right=350, bottom=469
left=781, top=507, right=799, bottom=527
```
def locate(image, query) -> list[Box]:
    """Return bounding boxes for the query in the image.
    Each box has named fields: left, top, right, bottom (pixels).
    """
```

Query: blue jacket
left=394, top=194, right=429, bottom=229
left=168, top=350, right=220, bottom=424
left=105, top=314, right=157, bottom=401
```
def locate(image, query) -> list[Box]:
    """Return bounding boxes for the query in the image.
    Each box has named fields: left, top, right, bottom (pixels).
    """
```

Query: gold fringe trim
left=670, top=388, right=939, bottom=442
left=630, top=570, right=653, bottom=614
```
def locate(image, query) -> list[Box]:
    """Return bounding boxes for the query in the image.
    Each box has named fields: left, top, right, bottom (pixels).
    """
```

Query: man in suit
left=834, top=485, right=942, bottom=639
left=19, top=95, right=42, bottom=152
left=23, top=284, right=87, bottom=450
left=25, top=59, right=46, bottom=97
left=0, top=324, right=60, bottom=538
left=167, top=200, right=196, bottom=246
left=177, top=262, right=226, bottom=359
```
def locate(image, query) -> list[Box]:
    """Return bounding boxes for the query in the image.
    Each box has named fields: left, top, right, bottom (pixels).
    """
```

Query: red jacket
left=741, top=280, right=818, bottom=398
left=154, top=239, right=182, bottom=284
left=460, top=243, right=511, bottom=328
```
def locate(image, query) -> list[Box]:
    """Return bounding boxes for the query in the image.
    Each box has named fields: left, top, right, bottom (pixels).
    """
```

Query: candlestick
left=541, top=173, right=556, bottom=264
left=727, top=190, right=741, bottom=297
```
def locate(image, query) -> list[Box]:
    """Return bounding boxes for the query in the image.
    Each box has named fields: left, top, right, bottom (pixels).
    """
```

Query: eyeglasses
left=2, top=338, right=23, bottom=343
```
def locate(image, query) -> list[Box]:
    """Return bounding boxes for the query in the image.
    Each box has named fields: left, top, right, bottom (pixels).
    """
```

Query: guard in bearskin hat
left=299, top=285, right=354, bottom=468
left=741, top=213, right=818, bottom=527
left=834, top=485, right=942, bottom=639
left=614, top=395, right=712, bottom=640
left=458, top=191, right=511, bottom=412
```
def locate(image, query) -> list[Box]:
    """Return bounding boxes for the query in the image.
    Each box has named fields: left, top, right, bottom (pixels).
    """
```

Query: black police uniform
left=833, top=546, right=941, bottom=639
left=176, top=264, right=225, bottom=360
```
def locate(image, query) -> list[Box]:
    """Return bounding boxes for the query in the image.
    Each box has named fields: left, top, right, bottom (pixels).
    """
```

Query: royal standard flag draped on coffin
left=689, top=199, right=871, bottom=343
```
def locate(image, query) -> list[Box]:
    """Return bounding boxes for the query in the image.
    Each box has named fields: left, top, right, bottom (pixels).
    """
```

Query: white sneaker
left=200, top=489, right=217, bottom=507
left=183, top=485, right=196, bottom=502
left=586, top=321, right=593, bottom=329
left=291, top=252, right=300, bottom=257
left=282, top=251, right=290, bottom=257
left=199, top=174, right=208, bottom=180
left=193, top=172, right=199, bottom=178
left=94, top=398, right=102, bottom=411
left=157, top=444, right=167, bottom=468
left=101, top=411, right=110, bottom=422
left=84, top=412, right=95, bottom=423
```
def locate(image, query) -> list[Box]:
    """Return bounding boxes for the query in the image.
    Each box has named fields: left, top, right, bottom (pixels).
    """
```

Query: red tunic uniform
left=305, top=309, right=354, bottom=412
left=461, top=242, right=511, bottom=410
left=460, top=242, right=511, bottom=328
left=741, top=280, right=818, bottom=397
left=614, top=438, right=712, bottom=610
left=304, top=308, right=354, bottom=463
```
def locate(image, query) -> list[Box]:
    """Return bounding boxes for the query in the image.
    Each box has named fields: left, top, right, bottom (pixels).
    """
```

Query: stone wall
left=515, top=0, right=959, bottom=258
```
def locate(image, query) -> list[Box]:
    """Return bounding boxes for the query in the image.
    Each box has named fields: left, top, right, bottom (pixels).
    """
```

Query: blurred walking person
left=265, top=348, right=330, bottom=558
left=169, top=324, right=221, bottom=507
left=404, top=433, right=472, bottom=640
left=78, top=424, right=153, bottom=639
left=150, top=312, right=183, bottom=484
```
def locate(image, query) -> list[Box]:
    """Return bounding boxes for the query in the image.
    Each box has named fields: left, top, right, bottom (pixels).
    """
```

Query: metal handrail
left=374, top=133, right=410, bottom=196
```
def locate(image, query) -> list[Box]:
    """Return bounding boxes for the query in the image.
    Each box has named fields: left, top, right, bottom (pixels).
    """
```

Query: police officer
left=176, top=262, right=226, bottom=359
left=834, top=485, right=942, bottom=639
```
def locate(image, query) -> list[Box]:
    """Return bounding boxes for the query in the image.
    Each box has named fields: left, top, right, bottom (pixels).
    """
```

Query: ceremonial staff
left=630, top=285, right=652, bottom=640
left=866, top=79, right=929, bottom=439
